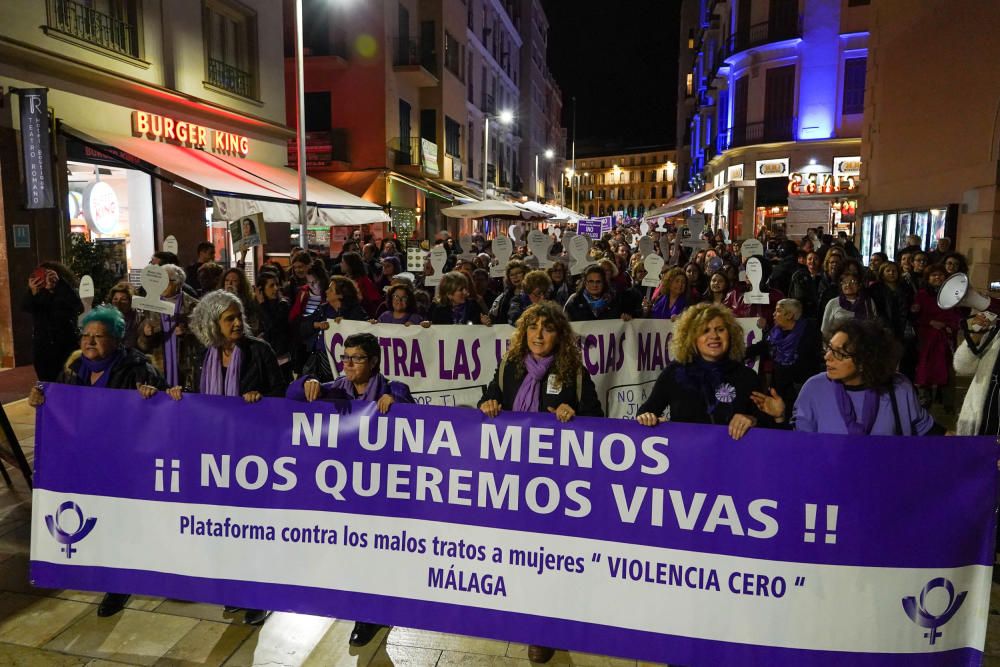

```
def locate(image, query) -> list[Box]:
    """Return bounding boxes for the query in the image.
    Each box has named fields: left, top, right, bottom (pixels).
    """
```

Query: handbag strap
left=887, top=386, right=904, bottom=436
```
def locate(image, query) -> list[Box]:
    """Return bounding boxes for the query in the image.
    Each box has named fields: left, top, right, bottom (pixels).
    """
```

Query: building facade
left=0, top=0, right=296, bottom=368
left=674, top=0, right=869, bottom=240
left=574, top=148, right=677, bottom=220
left=858, top=0, right=1000, bottom=285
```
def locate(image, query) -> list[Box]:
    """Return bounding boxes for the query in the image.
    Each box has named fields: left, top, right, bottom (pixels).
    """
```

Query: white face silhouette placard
left=568, top=235, right=593, bottom=275
left=162, top=235, right=178, bottom=256
left=562, top=230, right=576, bottom=249
left=549, top=226, right=562, bottom=240
left=459, top=234, right=476, bottom=260
left=638, top=236, right=654, bottom=259
left=681, top=215, right=708, bottom=248
left=527, top=229, right=553, bottom=268
left=133, top=264, right=175, bottom=314
left=640, top=222, right=650, bottom=236
left=78, top=275, right=95, bottom=313
left=508, top=223, right=524, bottom=246
left=490, top=236, right=513, bottom=277
left=642, top=254, right=664, bottom=288
left=424, top=246, right=449, bottom=286
left=740, top=238, right=764, bottom=260
left=743, top=257, right=770, bottom=304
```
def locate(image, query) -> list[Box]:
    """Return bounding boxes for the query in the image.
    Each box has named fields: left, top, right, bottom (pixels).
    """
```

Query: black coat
left=197, top=336, right=287, bottom=397
left=21, top=283, right=84, bottom=381
left=430, top=300, right=487, bottom=325
left=257, top=298, right=291, bottom=357
left=563, top=291, right=625, bottom=321
left=768, top=256, right=801, bottom=296
left=478, top=358, right=603, bottom=417
left=636, top=360, right=759, bottom=426
left=870, top=282, right=914, bottom=339
left=58, top=348, right=165, bottom=390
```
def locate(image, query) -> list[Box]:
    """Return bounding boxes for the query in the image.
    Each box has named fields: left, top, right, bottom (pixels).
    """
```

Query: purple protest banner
left=576, top=219, right=603, bottom=239
left=30, top=385, right=997, bottom=666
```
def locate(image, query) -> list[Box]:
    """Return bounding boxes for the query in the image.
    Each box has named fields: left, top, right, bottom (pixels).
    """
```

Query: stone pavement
left=0, top=398, right=668, bottom=667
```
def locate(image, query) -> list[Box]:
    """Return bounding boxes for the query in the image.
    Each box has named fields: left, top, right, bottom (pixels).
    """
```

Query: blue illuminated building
left=671, top=0, right=870, bottom=241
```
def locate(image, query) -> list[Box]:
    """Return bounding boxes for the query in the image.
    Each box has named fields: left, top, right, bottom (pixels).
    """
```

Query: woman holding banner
left=478, top=301, right=602, bottom=664
left=636, top=303, right=761, bottom=440
left=752, top=319, right=942, bottom=435
left=28, top=305, right=165, bottom=618
left=187, top=290, right=286, bottom=626
left=564, top=265, right=628, bottom=321
left=430, top=272, right=491, bottom=325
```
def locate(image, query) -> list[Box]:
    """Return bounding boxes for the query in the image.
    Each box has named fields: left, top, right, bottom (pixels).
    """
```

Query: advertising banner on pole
left=18, top=88, right=54, bottom=209
left=323, top=319, right=764, bottom=418
left=30, top=386, right=997, bottom=666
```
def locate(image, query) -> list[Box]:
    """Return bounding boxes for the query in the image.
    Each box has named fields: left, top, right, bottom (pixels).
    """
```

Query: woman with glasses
left=28, top=305, right=165, bottom=618
left=547, top=260, right=572, bottom=306
left=753, top=319, right=941, bottom=435
left=912, top=264, right=962, bottom=407
left=507, top=270, right=553, bottom=325
left=286, top=331, right=412, bottom=648
left=488, top=260, right=529, bottom=325
left=106, top=282, right=141, bottom=350
left=636, top=303, right=761, bottom=440
left=820, top=269, right=879, bottom=338
left=564, top=265, right=627, bottom=321
left=137, top=264, right=203, bottom=393
left=377, top=282, right=426, bottom=326
left=430, top=272, right=491, bottom=325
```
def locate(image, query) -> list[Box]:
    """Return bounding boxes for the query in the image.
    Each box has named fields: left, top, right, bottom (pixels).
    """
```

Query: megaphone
left=937, top=272, right=1000, bottom=314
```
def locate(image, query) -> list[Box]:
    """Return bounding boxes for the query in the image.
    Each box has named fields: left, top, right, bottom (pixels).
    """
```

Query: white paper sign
left=491, top=236, right=513, bottom=278
left=527, top=230, right=554, bottom=268
left=508, top=223, right=524, bottom=246
left=162, top=235, right=178, bottom=257
left=424, top=246, right=449, bottom=287
left=568, top=235, right=593, bottom=275
left=642, top=254, right=664, bottom=288
left=743, top=257, right=770, bottom=304
left=741, top=239, right=764, bottom=260
left=639, top=222, right=650, bottom=236
left=681, top=215, right=708, bottom=248
left=79, top=275, right=95, bottom=314
left=459, top=234, right=476, bottom=260
left=638, top=236, right=654, bottom=259
left=133, top=265, right=175, bottom=315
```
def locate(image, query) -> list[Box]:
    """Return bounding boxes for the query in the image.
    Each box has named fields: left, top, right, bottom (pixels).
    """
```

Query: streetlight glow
left=498, top=109, right=514, bottom=124
left=544, top=149, right=554, bottom=159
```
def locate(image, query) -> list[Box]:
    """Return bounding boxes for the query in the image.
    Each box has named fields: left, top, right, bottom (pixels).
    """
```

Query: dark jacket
left=870, top=281, right=915, bottom=339
left=478, top=358, right=603, bottom=417
left=768, top=256, right=801, bottom=295
left=257, top=298, right=292, bottom=357
left=430, top=300, right=487, bottom=325
left=58, top=348, right=165, bottom=390
left=301, top=302, right=368, bottom=350
left=788, top=270, right=833, bottom=321
left=197, top=335, right=287, bottom=397
left=488, top=288, right=518, bottom=324
left=563, top=291, right=625, bottom=321
left=21, top=283, right=84, bottom=381
left=636, top=360, right=760, bottom=426
left=747, top=320, right=823, bottom=418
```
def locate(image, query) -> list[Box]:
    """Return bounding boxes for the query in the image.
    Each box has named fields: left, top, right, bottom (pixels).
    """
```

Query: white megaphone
left=937, top=273, right=1000, bottom=314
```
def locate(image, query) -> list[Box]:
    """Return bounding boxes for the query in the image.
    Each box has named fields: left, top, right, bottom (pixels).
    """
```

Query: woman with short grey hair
left=182, top=290, right=285, bottom=626
left=137, top=264, right=202, bottom=392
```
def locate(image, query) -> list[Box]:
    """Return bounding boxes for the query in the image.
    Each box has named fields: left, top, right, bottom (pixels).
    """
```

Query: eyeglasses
left=339, top=355, right=370, bottom=365
left=80, top=333, right=111, bottom=343
left=841, top=279, right=860, bottom=287
left=823, top=342, right=854, bottom=362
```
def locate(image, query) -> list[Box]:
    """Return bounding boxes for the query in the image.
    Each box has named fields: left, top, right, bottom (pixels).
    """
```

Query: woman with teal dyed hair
left=27, top=305, right=165, bottom=619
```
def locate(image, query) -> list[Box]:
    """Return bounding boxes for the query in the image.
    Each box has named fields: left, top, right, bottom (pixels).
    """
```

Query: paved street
left=0, top=398, right=670, bottom=667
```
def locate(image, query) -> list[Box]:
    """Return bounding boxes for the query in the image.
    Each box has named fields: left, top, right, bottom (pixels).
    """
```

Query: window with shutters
left=203, top=0, right=258, bottom=99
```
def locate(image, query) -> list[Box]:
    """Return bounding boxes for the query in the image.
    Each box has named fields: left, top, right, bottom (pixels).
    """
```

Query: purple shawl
left=834, top=382, right=880, bottom=435
left=77, top=350, right=124, bottom=387
left=200, top=345, right=243, bottom=396
left=160, top=296, right=184, bottom=387
left=512, top=354, right=555, bottom=413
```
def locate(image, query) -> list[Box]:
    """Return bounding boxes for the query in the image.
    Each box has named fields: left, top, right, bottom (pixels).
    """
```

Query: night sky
left=539, top=0, right=682, bottom=153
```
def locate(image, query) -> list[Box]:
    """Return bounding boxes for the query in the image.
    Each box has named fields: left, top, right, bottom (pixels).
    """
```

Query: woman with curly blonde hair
left=479, top=301, right=601, bottom=422
left=636, top=302, right=760, bottom=440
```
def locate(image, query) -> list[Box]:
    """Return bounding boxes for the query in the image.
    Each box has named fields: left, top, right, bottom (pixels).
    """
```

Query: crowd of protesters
left=20, top=222, right=977, bottom=660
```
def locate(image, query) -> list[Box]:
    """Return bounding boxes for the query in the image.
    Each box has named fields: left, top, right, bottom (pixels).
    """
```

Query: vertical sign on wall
left=18, top=88, right=54, bottom=209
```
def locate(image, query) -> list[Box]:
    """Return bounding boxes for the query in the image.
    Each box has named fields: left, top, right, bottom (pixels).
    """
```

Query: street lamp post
left=482, top=109, right=513, bottom=199
left=534, top=148, right=554, bottom=202
left=294, top=0, right=308, bottom=247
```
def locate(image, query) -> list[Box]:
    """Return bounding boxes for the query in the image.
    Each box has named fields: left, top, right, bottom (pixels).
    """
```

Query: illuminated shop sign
left=727, top=164, right=744, bottom=181
left=131, top=111, right=249, bottom=157
left=756, top=158, right=789, bottom=178
left=788, top=172, right=859, bottom=196
left=834, top=156, right=862, bottom=178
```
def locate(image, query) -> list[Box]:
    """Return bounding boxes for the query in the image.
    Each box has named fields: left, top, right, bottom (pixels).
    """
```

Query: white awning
left=68, top=127, right=389, bottom=226
left=643, top=185, right=725, bottom=221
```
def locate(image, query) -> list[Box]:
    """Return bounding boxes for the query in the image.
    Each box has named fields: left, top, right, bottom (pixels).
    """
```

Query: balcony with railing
left=725, top=17, right=801, bottom=58
left=393, top=38, right=438, bottom=87
left=207, top=58, right=256, bottom=99
left=47, top=0, right=140, bottom=59
left=389, top=137, right=440, bottom=177
left=729, top=116, right=797, bottom=148
left=287, top=130, right=350, bottom=168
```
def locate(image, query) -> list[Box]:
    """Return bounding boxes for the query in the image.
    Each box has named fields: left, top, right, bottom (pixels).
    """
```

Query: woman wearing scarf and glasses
left=635, top=303, right=761, bottom=440
left=752, top=319, right=942, bottom=435
left=184, top=290, right=286, bottom=626
left=478, top=302, right=601, bottom=664
left=563, top=265, right=628, bottom=322
left=28, top=305, right=165, bottom=618
left=285, top=332, right=412, bottom=647
left=820, top=268, right=879, bottom=338
left=137, top=264, right=203, bottom=392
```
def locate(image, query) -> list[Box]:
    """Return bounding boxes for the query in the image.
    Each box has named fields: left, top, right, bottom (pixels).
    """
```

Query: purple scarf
left=768, top=319, right=806, bottom=366
left=359, top=373, right=392, bottom=402
left=451, top=303, right=468, bottom=324
left=833, top=381, right=880, bottom=435
left=512, top=354, right=555, bottom=413
left=160, top=296, right=184, bottom=387
left=839, top=293, right=872, bottom=319
left=200, top=345, right=243, bottom=396
left=77, top=349, right=124, bottom=387
left=652, top=293, right=687, bottom=319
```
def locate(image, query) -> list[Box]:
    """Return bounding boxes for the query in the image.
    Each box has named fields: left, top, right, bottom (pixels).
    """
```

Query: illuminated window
left=842, top=57, right=867, bottom=115
left=203, top=0, right=258, bottom=99
left=686, top=73, right=694, bottom=96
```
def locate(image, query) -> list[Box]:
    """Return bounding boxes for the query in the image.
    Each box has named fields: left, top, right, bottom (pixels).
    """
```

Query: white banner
left=324, top=318, right=763, bottom=418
